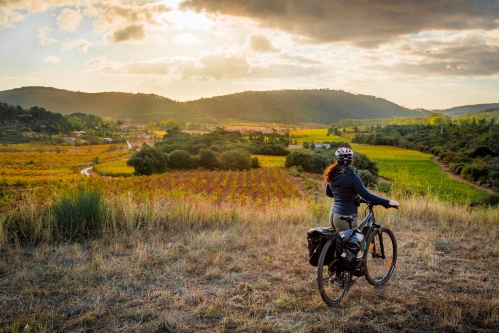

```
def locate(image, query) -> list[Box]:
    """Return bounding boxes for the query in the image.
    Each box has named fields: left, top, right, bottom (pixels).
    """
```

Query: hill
left=436, top=103, right=499, bottom=116
left=0, top=87, right=427, bottom=125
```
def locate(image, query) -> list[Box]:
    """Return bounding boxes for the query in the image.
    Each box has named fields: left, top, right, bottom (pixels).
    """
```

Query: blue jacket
left=326, top=170, right=389, bottom=215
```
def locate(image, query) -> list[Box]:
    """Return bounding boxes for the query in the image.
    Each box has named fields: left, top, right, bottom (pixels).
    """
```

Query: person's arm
left=351, top=175, right=390, bottom=206
left=325, top=183, right=334, bottom=198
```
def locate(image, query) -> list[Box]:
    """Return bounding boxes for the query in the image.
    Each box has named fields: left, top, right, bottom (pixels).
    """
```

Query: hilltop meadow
left=0, top=132, right=498, bottom=332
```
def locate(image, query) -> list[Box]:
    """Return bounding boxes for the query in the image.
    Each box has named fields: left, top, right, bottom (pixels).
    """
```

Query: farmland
left=0, top=144, right=129, bottom=187
left=353, top=144, right=489, bottom=203
left=0, top=140, right=498, bottom=332
left=289, top=129, right=350, bottom=144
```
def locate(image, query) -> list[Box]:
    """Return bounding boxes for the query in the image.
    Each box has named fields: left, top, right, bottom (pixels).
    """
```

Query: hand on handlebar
left=387, top=200, right=399, bottom=209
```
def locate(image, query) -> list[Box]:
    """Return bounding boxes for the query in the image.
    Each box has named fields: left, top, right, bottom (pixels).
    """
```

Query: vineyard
left=88, top=167, right=303, bottom=203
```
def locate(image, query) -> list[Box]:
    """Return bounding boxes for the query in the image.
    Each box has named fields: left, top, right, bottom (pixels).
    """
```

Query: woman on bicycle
left=324, top=147, right=399, bottom=231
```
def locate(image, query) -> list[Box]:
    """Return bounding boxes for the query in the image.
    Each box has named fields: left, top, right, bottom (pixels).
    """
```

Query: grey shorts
left=329, top=211, right=358, bottom=231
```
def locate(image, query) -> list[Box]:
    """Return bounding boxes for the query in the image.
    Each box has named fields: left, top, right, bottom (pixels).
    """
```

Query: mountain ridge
left=0, top=86, right=437, bottom=125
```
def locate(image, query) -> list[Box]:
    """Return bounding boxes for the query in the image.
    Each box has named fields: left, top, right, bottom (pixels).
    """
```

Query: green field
left=353, top=144, right=489, bottom=203
left=289, top=129, right=350, bottom=144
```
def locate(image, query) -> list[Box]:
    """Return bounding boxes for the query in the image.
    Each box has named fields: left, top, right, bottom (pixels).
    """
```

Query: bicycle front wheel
left=364, top=227, right=397, bottom=286
left=317, top=238, right=351, bottom=306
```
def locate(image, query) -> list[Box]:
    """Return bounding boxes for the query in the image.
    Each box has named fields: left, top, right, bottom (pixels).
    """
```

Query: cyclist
left=324, top=147, right=399, bottom=231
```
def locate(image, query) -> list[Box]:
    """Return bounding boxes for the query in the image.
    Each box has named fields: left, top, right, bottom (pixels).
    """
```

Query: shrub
left=483, top=193, right=499, bottom=206
left=251, top=157, right=260, bottom=168
left=358, top=169, right=378, bottom=188
left=127, top=143, right=168, bottom=175
left=169, top=150, right=195, bottom=169
left=53, top=188, right=104, bottom=240
left=377, top=182, right=392, bottom=193
left=199, top=148, right=218, bottom=170
left=285, top=151, right=311, bottom=170
left=250, top=143, right=290, bottom=156
left=219, top=149, right=251, bottom=170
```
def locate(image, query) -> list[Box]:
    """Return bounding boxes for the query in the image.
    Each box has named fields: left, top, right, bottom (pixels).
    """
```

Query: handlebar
left=358, top=197, right=399, bottom=209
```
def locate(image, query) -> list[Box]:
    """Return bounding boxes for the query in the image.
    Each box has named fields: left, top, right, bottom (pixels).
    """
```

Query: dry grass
left=0, top=193, right=498, bottom=332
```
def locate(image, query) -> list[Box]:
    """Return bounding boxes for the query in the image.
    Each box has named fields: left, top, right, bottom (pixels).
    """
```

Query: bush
left=377, top=182, right=392, bottom=193
left=251, top=157, right=260, bottom=168
left=127, top=143, right=168, bottom=175
left=199, top=148, right=218, bottom=170
left=357, top=169, right=378, bottom=188
left=220, top=149, right=251, bottom=170
left=169, top=149, right=196, bottom=169
left=483, top=193, right=499, bottom=206
left=250, top=143, right=290, bottom=156
left=308, top=154, right=329, bottom=173
left=285, top=151, right=311, bottom=170
left=53, top=188, right=104, bottom=240
left=353, top=152, right=379, bottom=178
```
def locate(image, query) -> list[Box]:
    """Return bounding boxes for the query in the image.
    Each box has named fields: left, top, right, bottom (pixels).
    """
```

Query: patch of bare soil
left=432, top=156, right=495, bottom=193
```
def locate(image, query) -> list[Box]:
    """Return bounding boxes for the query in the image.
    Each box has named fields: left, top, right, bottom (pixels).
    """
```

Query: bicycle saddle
left=339, top=214, right=357, bottom=222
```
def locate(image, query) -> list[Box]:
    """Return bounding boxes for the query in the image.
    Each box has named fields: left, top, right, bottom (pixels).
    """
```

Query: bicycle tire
left=317, top=238, right=351, bottom=306
left=364, top=227, right=397, bottom=286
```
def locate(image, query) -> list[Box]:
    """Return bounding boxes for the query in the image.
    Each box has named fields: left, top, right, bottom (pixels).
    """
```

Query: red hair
left=323, top=160, right=353, bottom=182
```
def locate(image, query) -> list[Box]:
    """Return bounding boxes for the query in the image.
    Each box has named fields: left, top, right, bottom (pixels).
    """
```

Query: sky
left=0, top=0, right=498, bottom=110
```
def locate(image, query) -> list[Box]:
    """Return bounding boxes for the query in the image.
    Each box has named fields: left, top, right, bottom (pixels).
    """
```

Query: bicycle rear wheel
left=364, top=227, right=397, bottom=286
left=317, top=238, right=351, bottom=306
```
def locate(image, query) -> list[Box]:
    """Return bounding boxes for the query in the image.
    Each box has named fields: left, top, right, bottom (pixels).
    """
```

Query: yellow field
left=93, top=158, right=135, bottom=177
left=289, top=128, right=350, bottom=144
left=0, top=144, right=130, bottom=186
left=253, top=155, right=286, bottom=167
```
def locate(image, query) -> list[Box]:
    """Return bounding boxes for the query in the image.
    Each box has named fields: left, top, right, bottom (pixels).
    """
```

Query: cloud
left=57, top=8, right=83, bottom=32
left=248, top=34, right=279, bottom=52
left=61, top=38, right=94, bottom=52
left=0, top=0, right=102, bottom=27
left=173, top=33, right=199, bottom=45
left=85, top=56, right=108, bottom=66
left=94, top=2, right=171, bottom=44
left=37, top=26, right=58, bottom=45
left=373, top=30, right=499, bottom=77
left=281, top=53, right=322, bottom=64
left=180, top=0, right=499, bottom=46
left=43, top=56, right=61, bottom=63
left=85, top=53, right=324, bottom=80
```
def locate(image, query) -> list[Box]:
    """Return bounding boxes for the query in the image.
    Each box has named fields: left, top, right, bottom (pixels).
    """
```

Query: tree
left=127, top=144, right=168, bottom=175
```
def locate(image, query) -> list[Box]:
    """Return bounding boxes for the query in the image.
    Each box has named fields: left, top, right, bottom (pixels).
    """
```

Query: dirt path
left=431, top=156, right=495, bottom=193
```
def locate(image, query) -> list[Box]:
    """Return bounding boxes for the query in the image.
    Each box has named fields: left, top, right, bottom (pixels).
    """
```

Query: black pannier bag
left=336, top=229, right=364, bottom=271
left=307, top=227, right=337, bottom=266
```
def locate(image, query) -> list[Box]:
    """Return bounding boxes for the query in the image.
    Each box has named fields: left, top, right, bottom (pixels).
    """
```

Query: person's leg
left=332, top=213, right=358, bottom=231
left=329, top=210, right=336, bottom=229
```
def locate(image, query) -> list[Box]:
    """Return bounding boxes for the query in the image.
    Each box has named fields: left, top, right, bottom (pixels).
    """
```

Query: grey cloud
left=249, top=34, right=279, bottom=52
left=376, top=35, right=499, bottom=76
left=95, top=2, right=170, bottom=43
left=108, top=24, right=146, bottom=43
left=180, top=0, right=499, bottom=46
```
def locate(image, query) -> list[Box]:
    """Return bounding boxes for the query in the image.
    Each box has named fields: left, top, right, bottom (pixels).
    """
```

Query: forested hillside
left=436, top=103, right=499, bottom=116
left=0, top=102, right=125, bottom=144
left=0, top=87, right=426, bottom=125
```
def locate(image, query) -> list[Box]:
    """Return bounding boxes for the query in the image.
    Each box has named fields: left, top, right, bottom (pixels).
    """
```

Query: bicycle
left=317, top=198, right=398, bottom=306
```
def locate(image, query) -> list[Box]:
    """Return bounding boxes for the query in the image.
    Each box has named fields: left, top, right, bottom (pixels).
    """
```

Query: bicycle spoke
left=364, top=227, right=397, bottom=286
